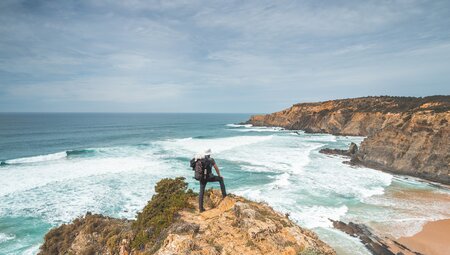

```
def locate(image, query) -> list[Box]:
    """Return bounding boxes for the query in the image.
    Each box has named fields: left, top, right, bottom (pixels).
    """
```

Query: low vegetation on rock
left=131, top=177, right=195, bottom=251
left=40, top=177, right=194, bottom=255
left=39, top=178, right=336, bottom=255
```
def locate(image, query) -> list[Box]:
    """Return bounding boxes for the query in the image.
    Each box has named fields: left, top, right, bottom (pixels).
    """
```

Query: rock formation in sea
left=39, top=177, right=335, bottom=255
left=246, top=96, right=450, bottom=184
left=319, top=142, right=358, bottom=157
left=331, top=220, right=421, bottom=255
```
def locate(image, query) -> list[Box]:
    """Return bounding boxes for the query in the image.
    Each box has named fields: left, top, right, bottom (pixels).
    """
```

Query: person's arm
left=213, top=164, right=222, bottom=177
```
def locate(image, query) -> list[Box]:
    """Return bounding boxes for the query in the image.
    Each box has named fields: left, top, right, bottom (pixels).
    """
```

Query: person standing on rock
left=195, top=149, right=227, bottom=212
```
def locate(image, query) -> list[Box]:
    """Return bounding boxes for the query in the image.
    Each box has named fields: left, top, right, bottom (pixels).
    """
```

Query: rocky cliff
left=246, top=96, right=450, bottom=184
left=39, top=178, right=335, bottom=255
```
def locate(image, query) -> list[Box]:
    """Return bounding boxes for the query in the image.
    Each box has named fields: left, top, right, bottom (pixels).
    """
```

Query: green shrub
left=39, top=177, right=194, bottom=254
left=131, top=177, right=193, bottom=250
left=299, top=247, right=322, bottom=255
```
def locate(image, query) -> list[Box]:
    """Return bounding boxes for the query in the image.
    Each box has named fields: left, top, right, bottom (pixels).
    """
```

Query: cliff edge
left=246, top=96, right=450, bottom=184
left=39, top=177, right=335, bottom=255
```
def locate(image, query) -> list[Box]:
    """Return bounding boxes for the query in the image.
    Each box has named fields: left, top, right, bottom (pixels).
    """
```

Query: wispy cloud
left=6, top=77, right=184, bottom=103
left=0, top=0, right=449, bottom=112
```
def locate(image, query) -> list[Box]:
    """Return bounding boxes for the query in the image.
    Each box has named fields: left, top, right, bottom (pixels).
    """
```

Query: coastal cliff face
left=247, top=96, right=450, bottom=184
left=354, top=110, right=449, bottom=183
left=39, top=178, right=335, bottom=255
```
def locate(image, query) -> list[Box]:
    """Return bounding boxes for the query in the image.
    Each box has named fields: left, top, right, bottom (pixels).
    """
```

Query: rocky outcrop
left=247, top=96, right=449, bottom=136
left=39, top=178, right=335, bottom=255
left=156, top=193, right=334, bottom=255
left=39, top=213, right=133, bottom=255
left=352, top=111, right=449, bottom=184
left=246, top=96, right=450, bottom=184
left=320, top=142, right=358, bottom=157
left=331, top=220, right=421, bottom=255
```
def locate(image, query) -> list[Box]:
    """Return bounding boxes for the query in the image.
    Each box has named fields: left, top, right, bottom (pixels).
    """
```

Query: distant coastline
left=246, top=96, right=450, bottom=185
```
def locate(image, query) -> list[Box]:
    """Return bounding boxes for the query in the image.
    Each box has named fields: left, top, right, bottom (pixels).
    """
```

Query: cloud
left=0, top=0, right=449, bottom=112
left=6, top=77, right=184, bottom=103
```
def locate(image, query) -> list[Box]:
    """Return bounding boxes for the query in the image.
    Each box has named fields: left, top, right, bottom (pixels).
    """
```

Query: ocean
left=0, top=113, right=449, bottom=255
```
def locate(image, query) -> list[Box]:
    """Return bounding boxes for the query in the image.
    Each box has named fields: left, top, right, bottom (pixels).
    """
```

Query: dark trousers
left=199, top=175, right=227, bottom=211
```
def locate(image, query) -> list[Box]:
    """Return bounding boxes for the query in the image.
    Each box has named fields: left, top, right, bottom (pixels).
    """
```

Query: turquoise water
left=1, top=113, right=449, bottom=255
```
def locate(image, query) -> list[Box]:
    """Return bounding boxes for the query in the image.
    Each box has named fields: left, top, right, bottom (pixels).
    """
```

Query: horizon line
left=0, top=111, right=260, bottom=114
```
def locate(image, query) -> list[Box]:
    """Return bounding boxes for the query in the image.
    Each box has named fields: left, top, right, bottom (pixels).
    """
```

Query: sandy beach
left=397, top=219, right=450, bottom=255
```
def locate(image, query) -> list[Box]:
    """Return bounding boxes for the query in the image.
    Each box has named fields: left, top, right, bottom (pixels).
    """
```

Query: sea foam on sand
left=397, top=219, right=450, bottom=255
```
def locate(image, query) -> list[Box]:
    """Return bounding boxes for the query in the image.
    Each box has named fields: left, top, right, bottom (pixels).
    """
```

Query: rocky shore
left=331, top=221, right=421, bottom=255
left=246, top=96, right=450, bottom=184
left=39, top=177, right=335, bottom=255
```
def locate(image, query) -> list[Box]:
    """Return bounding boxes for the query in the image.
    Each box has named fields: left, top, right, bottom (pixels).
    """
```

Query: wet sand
left=397, top=219, right=450, bottom=255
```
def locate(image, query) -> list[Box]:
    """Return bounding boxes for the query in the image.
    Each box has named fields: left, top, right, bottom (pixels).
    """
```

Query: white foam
left=302, top=134, right=337, bottom=142
left=22, top=244, right=41, bottom=255
left=221, top=137, right=321, bottom=175
left=235, top=188, right=263, bottom=201
left=226, top=123, right=252, bottom=128
left=0, top=146, right=171, bottom=197
left=231, top=127, right=284, bottom=132
left=226, top=123, right=253, bottom=128
left=368, top=218, right=431, bottom=238
left=2, top=130, right=448, bottom=253
left=306, top=153, right=393, bottom=201
left=0, top=233, right=15, bottom=243
left=157, top=135, right=274, bottom=155
left=343, top=136, right=366, bottom=144
left=225, top=132, right=396, bottom=236
left=0, top=148, right=186, bottom=225
left=289, top=130, right=305, bottom=135
left=5, top=152, right=67, bottom=164
left=360, top=186, right=386, bottom=198
left=240, top=165, right=273, bottom=173
left=75, top=136, right=395, bottom=235
left=316, top=228, right=372, bottom=255
left=360, top=183, right=450, bottom=238
left=292, top=205, right=349, bottom=228
left=270, top=173, right=291, bottom=189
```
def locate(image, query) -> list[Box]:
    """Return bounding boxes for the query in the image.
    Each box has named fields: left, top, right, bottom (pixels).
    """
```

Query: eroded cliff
left=39, top=178, right=335, bottom=255
left=246, top=96, right=450, bottom=184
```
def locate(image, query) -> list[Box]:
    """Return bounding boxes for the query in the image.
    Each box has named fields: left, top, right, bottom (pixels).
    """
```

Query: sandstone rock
left=38, top=213, right=133, bottom=255
left=352, top=112, right=450, bottom=184
left=171, top=221, right=200, bottom=234
left=247, top=96, right=450, bottom=184
left=120, top=239, right=130, bottom=255
left=39, top=189, right=335, bottom=255
left=348, top=142, right=358, bottom=154
left=319, top=142, right=358, bottom=157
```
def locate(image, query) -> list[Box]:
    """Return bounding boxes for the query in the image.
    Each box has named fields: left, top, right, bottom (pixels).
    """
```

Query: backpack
left=190, top=158, right=211, bottom=181
left=190, top=158, right=197, bottom=169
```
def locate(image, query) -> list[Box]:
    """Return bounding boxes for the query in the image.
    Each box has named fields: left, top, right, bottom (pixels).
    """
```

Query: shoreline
left=250, top=121, right=450, bottom=185
left=319, top=139, right=450, bottom=188
left=248, top=123, right=449, bottom=190
left=245, top=96, right=450, bottom=186
left=397, top=219, right=450, bottom=255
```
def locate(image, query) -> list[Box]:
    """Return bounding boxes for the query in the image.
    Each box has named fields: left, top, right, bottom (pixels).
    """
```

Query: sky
left=0, top=0, right=449, bottom=113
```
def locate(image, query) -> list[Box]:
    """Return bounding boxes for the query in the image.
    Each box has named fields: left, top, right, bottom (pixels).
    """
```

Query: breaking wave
left=227, top=123, right=285, bottom=132
left=157, top=135, right=274, bottom=155
left=0, top=233, right=15, bottom=243
left=4, top=152, right=67, bottom=164
left=226, top=123, right=252, bottom=128
left=3, top=149, right=98, bottom=165
left=66, top=149, right=96, bottom=157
